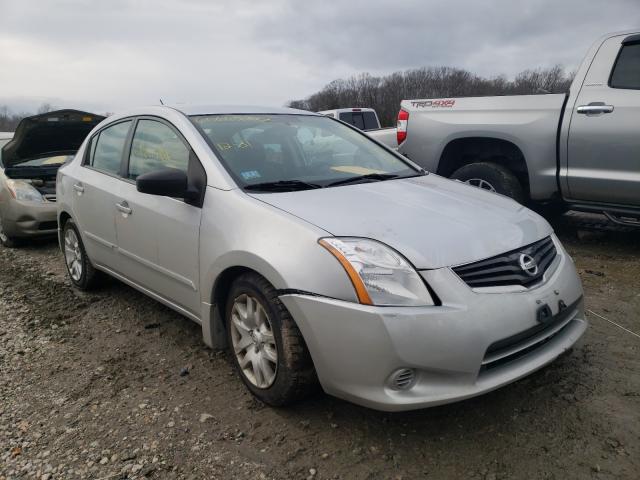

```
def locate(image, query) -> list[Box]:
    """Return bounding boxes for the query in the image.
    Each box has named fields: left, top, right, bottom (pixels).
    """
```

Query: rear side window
left=127, top=120, right=190, bottom=180
left=610, top=43, right=640, bottom=89
left=89, top=121, right=132, bottom=175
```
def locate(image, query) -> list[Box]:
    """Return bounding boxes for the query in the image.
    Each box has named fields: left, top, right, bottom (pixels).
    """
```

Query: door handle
left=576, top=104, right=614, bottom=115
left=73, top=183, right=84, bottom=194
left=115, top=201, right=132, bottom=215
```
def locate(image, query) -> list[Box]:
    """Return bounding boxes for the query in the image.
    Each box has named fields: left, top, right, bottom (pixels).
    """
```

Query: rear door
left=567, top=33, right=640, bottom=206
left=114, top=118, right=203, bottom=316
left=71, top=120, right=132, bottom=268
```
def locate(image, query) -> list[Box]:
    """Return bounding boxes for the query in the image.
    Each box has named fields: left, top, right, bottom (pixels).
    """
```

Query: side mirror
left=136, top=168, right=193, bottom=198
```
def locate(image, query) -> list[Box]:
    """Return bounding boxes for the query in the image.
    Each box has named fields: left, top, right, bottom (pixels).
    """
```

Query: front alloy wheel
left=230, top=294, right=278, bottom=389
left=225, top=272, right=317, bottom=406
left=0, top=217, right=20, bottom=248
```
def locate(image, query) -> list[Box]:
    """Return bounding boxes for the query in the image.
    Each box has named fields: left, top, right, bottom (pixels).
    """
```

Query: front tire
left=451, top=161, right=525, bottom=204
left=0, top=217, right=21, bottom=248
left=62, top=218, right=101, bottom=290
left=226, top=272, right=317, bottom=406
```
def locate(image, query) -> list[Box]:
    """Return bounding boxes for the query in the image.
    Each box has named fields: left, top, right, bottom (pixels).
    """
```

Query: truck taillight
left=397, top=109, right=409, bottom=145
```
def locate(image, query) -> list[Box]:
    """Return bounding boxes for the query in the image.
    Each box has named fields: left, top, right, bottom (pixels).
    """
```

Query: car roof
left=170, top=104, right=318, bottom=116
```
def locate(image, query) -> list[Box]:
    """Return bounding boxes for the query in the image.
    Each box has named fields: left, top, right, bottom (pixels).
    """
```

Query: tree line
left=0, top=103, right=55, bottom=131
left=288, top=65, right=573, bottom=127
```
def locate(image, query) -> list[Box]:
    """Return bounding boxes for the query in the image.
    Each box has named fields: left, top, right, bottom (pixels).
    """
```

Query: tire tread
left=227, top=272, right=317, bottom=406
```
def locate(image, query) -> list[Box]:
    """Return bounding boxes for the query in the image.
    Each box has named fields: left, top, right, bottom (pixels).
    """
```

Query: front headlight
left=319, top=237, right=435, bottom=306
left=6, top=179, right=44, bottom=202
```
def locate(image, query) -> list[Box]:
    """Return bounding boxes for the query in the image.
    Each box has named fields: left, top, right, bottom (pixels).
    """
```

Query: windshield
left=191, top=114, right=419, bottom=190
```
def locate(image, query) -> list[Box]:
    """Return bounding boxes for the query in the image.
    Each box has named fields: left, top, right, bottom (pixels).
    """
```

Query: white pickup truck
left=318, top=108, right=398, bottom=149
left=396, top=30, right=640, bottom=225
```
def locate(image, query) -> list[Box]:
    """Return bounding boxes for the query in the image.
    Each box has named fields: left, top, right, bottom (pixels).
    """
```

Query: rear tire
left=62, top=218, right=102, bottom=290
left=225, top=272, right=317, bottom=406
left=451, top=161, right=525, bottom=204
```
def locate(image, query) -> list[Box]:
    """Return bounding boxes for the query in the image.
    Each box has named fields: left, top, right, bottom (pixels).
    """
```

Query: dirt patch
left=1, top=215, right=639, bottom=479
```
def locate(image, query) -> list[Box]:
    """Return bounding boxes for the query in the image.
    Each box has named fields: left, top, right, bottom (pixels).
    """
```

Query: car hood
left=250, top=174, right=553, bottom=269
left=1, top=109, right=105, bottom=168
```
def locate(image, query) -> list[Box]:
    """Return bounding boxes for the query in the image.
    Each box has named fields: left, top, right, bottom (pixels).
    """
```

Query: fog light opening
left=388, top=368, right=416, bottom=391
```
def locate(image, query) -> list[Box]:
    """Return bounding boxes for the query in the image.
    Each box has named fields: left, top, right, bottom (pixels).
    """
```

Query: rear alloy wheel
left=451, top=161, right=525, bottom=204
left=226, top=272, right=317, bottom=406
left=62, top=218, right=101, bottom=290
left=464, top=178, right=497, bottom=192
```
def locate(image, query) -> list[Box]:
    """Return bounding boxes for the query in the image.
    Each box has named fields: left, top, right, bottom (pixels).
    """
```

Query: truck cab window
left=610, top=43, right=640, bottom=90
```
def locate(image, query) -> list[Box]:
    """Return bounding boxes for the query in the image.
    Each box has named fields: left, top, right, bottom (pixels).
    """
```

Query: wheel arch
left=202, top=255, right=289, bottom=350
left=57, top=210, right=72, bottom=247
left=437, top=137, right=530, bottom=199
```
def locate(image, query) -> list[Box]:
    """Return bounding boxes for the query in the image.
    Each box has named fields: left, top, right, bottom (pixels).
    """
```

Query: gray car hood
left=250, top=174, right=553, bottom=269
left=1, top=109, right=105, bottom=168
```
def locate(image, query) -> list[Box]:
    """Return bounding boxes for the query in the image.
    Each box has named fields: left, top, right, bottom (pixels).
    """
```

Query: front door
left=114, top=118, right=202, bottom=316
left=567, top=34, right=640, bottom=206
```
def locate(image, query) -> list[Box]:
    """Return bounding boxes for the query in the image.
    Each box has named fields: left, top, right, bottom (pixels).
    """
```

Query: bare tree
left=37, top=102, right=55, bottom=114
left=0, top=105, right=30, bottom=131
left=288, top=65, right=574, bottom=127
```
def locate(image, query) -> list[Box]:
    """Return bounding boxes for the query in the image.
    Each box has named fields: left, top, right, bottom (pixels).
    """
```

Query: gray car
left=0, top=110, right=104, bottom=247
left=56, top=105, right=586, bottom=411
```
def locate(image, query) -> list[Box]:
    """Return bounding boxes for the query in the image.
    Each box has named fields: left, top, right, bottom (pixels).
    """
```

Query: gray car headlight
left=319, top=237, right=435, bottom=306
left=6, top=179, right=45, bottom=202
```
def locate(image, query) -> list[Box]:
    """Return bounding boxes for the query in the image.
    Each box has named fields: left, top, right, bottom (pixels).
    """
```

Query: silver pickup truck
left=397, top=30, right=640, bottom=225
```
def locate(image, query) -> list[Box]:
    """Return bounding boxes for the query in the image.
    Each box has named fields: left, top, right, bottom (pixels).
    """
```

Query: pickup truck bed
left=400, top=94, right=566, bottom=201
left=397, top=30, right=640, bottom=225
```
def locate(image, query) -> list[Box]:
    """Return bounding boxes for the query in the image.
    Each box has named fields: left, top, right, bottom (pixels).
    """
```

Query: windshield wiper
left=244, top=180, right=323, bottom=192
left=325, top=173, right=400, bottom=187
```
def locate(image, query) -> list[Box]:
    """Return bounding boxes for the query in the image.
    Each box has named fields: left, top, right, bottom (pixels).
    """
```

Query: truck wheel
left=451, top=162, right=525, bottom=203
left=226, top=272, right=317, bottom=406
left=62, top=218, right=102, bottom=290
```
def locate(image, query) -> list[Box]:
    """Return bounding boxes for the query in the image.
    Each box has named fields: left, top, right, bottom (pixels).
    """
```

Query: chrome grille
left=43, top=194, right=57, bottom=202
left=452, top=236, right=557, bottom=288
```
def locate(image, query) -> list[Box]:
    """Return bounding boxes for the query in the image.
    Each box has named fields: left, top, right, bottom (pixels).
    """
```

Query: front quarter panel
left=200, top=187, right=359, bottom=305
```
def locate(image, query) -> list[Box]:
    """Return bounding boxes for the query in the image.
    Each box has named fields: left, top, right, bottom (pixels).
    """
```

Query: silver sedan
left=56, top=105, right=586, bottom=411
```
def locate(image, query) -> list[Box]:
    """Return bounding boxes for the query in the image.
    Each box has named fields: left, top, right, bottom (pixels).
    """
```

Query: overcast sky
left=0, top=0, right=638, bottom=114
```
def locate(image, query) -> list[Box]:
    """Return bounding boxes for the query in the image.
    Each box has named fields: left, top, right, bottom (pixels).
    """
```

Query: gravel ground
left=1, top=214, right=639, bottom=480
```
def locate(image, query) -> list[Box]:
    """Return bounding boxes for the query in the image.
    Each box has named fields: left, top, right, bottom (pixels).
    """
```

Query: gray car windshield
left=191, top=114, right=420, bottom=190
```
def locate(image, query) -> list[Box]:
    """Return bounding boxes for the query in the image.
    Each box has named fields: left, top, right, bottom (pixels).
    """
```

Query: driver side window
left=128, top=120, right=190, bottom=180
